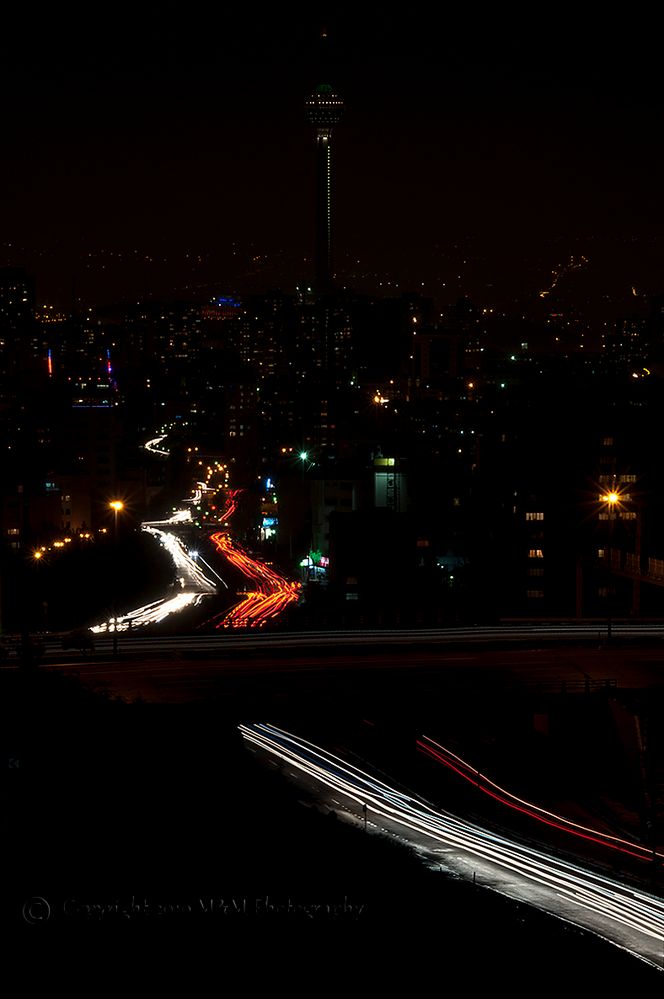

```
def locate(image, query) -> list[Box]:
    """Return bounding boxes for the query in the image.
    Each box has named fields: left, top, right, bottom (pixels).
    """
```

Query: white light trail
left=142, top=509, right=192, bottom=527
left=141, top=527, right=217, bottom=592
left=144, top=435, right=170, bottom=456
left=91, top=527, right=218, bottom=634
left=240, top=723, right=664, bottom=967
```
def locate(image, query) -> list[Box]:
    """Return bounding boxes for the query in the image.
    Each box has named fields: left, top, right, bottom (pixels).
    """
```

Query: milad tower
left=305, top=81, right=344, bottom=292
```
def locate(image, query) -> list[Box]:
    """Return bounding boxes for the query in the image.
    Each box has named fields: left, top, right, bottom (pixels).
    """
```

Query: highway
left=418, top=734, right=664, bottom=864
left=87, top=445, right=301, bottom=635
left=42, top=623, right=664, bottom=656
left=28, top=627, right=664, bottom=701
left=241, top=722, right=664, bottom=971
left=205, top=531, right=301, bottom=628
left=90, top=519, right=219, bottom=634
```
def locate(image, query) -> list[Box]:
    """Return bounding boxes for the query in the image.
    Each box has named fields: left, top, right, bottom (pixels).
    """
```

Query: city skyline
left=2, top=9, right=664, bottom=315
left=2, top=9, right=664, bottom=969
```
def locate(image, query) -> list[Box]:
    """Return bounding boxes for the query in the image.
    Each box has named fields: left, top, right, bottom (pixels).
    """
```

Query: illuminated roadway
left=90, top=516, right=219, bottom=634
left=206, top=531, right=301, bottom=628
left=24, top=629, right=664, bottom=966
left=418, top=734, right=664, bottom=864
left=241, top=722, right=664, bottom=971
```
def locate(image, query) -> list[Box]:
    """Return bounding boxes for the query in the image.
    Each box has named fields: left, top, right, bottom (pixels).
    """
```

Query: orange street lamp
left=109, top=501, right=124, bottom=655
left=601, top=490, right=620, bottom=641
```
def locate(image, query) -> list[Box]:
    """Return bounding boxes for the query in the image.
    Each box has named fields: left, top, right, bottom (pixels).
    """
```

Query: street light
left=109, top=500, right=124, bottom=655
left=601, top=490, right=619, bottom=642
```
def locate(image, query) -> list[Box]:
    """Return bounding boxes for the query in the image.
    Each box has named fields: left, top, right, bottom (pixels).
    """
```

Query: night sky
left=3, top=5, right=664, bottom=313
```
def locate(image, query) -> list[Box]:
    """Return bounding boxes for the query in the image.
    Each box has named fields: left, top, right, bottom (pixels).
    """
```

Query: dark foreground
left=1, top=667, right=662, bottom=986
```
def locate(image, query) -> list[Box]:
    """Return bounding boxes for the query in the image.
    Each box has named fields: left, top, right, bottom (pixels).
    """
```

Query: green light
left=299, top=451, right=308, bottom=461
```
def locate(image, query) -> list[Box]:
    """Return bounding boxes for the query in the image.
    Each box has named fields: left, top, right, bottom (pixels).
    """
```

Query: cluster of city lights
left=539, top=254, right=589, bottom=299
left=32, top=528, right=100, bottom=561
left=183, top=456, right=232, bottom=525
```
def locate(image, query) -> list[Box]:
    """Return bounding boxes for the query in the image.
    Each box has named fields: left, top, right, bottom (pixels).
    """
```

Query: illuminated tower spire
left=305, top=81, right=344, bottom=292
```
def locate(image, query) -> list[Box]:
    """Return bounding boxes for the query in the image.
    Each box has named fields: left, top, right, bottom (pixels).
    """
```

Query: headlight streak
left=91, top=592, right=209, bottom=633
left=142, top=527, right=217, bottom=592
left=144, top=435, right=170, bottom=456
left=418, top=736, right=660, bottom=863
left=191, top=551, right=229, bottom=589
left=239, top=723, right=664, bottom=956
left=563, top=885, right=661, bottom=936
left=91, top=526, right=218, bottom=633
left=142, top=509, right=192, bottom=527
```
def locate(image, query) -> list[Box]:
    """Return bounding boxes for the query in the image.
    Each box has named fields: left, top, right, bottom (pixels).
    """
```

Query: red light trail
left=417, top=735, right=662, bottom=863
left=241, top=723, right=664, bottom=967
left=208, top=531, right=301, bottom=628
left=218, top=489, right=242, bottom=524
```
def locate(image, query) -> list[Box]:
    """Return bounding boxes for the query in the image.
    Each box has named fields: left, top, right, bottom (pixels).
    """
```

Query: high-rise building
left=305, top=82, right=344, bottom=292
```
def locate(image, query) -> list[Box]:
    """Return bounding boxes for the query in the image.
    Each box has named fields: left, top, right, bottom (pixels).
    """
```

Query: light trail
left=207, top=531, right=301, bottom=628
left=91, top=592, right=210, bottom=633
left=185, top=482, right=214, bottom=506
left=240, top=722, right=664, bottom=968
left=142, top=509, right=192, bottom=527
left=192, top=551, right=229, bottom=589
left=218, top=488, right=243, bottom=523
left=91, top=436, right=236, bottom=636
left=141, top=527, right=218, bottom=592
left=144, top=434, right=170, bottom=456
left=92, top=446, right=287, bottom=634
left=91, top=526, right=218, bottom=634
left=418, top=735, right=663, bottom=863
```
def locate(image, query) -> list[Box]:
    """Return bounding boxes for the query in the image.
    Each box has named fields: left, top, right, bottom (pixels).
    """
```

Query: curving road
left=91, top=512, right=219, bottom=635
left=205, top=531, right=301, bottom=629
left=241, top=722, right=664, bottom=971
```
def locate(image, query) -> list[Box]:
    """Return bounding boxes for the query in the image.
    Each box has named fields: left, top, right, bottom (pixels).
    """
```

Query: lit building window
left=526, top=589, right=545, bottom=598
left=528, top=549, right=544, bottom=558
left=525, top=512, right=544, bottom=521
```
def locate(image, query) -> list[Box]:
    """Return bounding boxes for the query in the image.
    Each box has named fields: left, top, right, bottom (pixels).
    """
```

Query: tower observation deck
left=305, top=83, right=344, bottom=292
